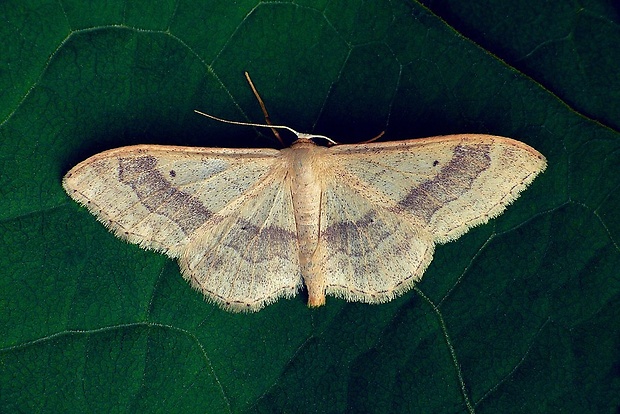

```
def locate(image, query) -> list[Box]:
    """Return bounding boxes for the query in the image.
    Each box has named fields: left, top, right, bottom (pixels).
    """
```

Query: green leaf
left=1, top=1, right=618, bottom=413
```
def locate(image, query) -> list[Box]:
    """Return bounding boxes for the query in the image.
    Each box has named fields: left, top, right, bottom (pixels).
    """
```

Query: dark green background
left=1, top=1, right=618, bottom=413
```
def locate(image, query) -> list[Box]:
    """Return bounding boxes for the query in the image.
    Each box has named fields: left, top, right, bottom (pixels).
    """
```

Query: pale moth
left=63, top=76, right=546, bottom=312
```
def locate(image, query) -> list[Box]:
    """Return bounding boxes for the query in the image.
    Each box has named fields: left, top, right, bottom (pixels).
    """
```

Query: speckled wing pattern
left=63, top=145, right=301, bottom=311
left=64, top=134, right=546, bottom=312
left=311, top=135, right=546, bottom=303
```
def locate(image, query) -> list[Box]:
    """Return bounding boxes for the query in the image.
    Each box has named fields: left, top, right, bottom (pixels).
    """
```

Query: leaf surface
left=1, top=1, right=618, bottom=413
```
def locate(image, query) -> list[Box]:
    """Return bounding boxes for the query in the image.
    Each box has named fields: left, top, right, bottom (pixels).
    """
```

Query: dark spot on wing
left=397, top=143, right=491, bottom=222
left=118, top=155, right=212, bottom=235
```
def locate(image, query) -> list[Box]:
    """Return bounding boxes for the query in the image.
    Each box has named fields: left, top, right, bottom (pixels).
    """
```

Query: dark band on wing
left=218, top=218, right=297, bottom=263
left=397, top=143, right=491, bottom=221
left=118, top=155, right=212, bottom=235
left=321, top=212, right=392, bottom=256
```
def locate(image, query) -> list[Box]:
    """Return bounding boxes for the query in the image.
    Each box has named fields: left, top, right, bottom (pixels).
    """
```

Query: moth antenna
left=194, top=110, right=338, bottom=145
left=243, top=72, right=338, bottom=145
left=358, top=130, right=385, bottom=144
left=194, top=110, right=301, bottom=136
left=244, top=72, right=284, bottom=146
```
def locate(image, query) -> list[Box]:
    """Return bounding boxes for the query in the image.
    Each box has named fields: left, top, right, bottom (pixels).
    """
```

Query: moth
left=63, top=78, right=547, bottom=312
